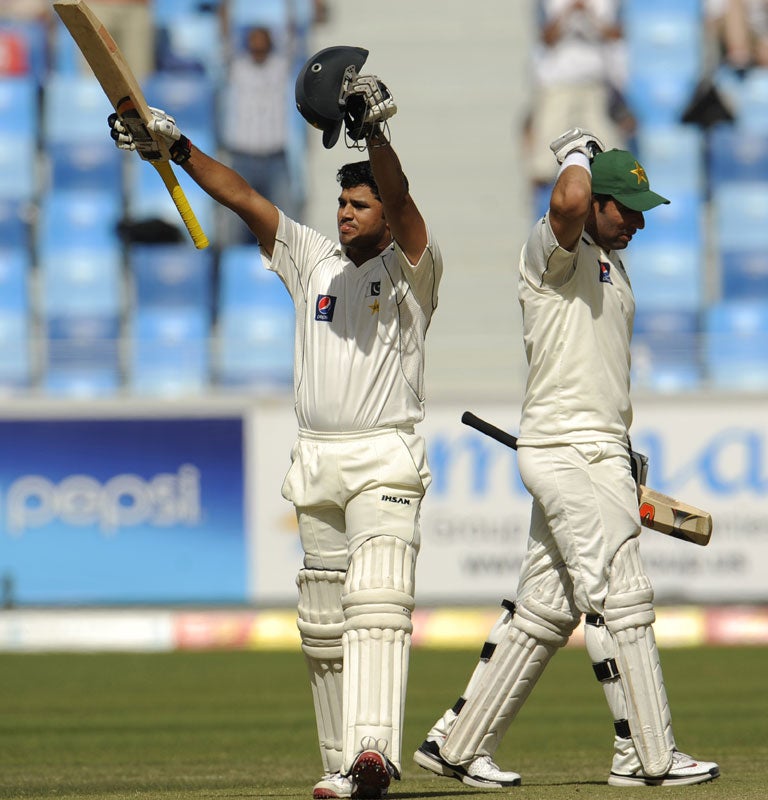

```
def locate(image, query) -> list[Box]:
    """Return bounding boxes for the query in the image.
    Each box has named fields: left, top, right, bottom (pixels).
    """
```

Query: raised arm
left=109, top=108, right=280, bottom=254
left=366, top=128, right=428, bottom=264
left=547, top=127, right=604, bottom=251
left=343, top=74, right=428, bottom=264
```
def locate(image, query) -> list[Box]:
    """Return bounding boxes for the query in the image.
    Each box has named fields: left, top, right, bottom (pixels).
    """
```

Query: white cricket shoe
left=608, top=749, right=720, bottom=787
left=414, top=739, right=522, bottom=788
left=313, top=772, right=354, bottom=799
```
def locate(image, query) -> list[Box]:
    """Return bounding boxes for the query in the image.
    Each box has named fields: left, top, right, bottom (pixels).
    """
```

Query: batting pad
left=424, top=600, right=516, bottom=741
left=603, top=540, right=675, bottom=776
left=340, top=536, right=416, bottom=773
left=297, top=568, right=345, bottom=774
left=441, top=595, right=576, bottom=765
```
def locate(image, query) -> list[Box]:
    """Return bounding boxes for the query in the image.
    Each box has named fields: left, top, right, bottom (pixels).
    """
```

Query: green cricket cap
left=591, top=149, right=670, bottom=212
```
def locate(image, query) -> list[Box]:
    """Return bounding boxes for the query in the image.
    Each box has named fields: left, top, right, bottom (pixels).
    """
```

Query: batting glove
left=344, top=74, right=397, bottom=142
left=108, top=107, right=192, bottom=164
left=549, top=127, right=605, bottom=164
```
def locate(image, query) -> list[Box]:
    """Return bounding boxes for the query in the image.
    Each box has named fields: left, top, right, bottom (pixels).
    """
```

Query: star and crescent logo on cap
left=630, top=161, right=648, bottom=185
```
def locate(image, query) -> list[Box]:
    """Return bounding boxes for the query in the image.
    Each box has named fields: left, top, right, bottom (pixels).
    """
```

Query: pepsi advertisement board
left=0, top=417, right=246, bottom=605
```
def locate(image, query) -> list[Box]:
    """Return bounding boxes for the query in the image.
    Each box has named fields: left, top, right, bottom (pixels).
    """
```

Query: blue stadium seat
left=636, top=125, right=705, bottom=195
left=708, top=125, right=768, bottom=185
left=714, top=181, right=768, bottom=251
left=36, top=190, right=121, bottom=255
left=44, top=314, right=121, bottom=397
left=0, top=75, right=37, bottom=137
left=125, top=153, right=216, bottom=241
left=0, top=135, right=36, bottom=201
left=42, top=74, right=113, bottom=145
left=142, top=72, right=217, bottom=131
left=216, top=245, right=293, bottom=387
left=40, top=247, right=123, bottom=318
left=636, top=189, right=703, bottom=250
left=227, top=0, right=288, bottom=30
left=0, top=246, right=32, bottom=388
left=622, top=2, right=702, bottom=126
left=731, top=67, right=768, bottom=132
left=631, top=309, right=702, bottom=392
left=51, top=15, right=89, bottom=75
left=0, top=311, right=32, bottom=389
left=0, top=247, right=29, bottom=311
left=152, top=0, right=214, bottom=25
left=705, top=301, right=768, bottom=389
left=129, top=244, right=213, bottom=309
left=47, top=140, right=123, bottom=191
left=154, top=16, right=224, bottom=78
left=129, top=307, right=210, bottom=394
left=624, top=68, right=700, bottom=127
left=216, top=308, right=293, bottom=388
left=218, top=245, right=284, bottom=307
left=0, top=199, right=29, bottom=249
left=623, top=239, right=704, bottom=311
left=720, top=250, right=768, bottom=300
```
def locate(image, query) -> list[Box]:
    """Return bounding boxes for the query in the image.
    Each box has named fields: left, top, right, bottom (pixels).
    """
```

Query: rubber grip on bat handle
left=151, top=161, right=210, bottom=250
left=461, top=411, right=519, bottom=450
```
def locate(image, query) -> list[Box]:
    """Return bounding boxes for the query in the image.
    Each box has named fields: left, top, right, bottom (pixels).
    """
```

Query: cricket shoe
left=350, top=749, right=398, bottom=799
left=608, top=750, right=720, bottom=787
left=414, top=739, right=522, bottom=788
left=313, top=772, right=354, bottom=799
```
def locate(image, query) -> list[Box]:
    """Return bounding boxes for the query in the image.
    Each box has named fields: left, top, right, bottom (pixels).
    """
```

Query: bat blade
left=52, top=0, right=209, bottom=249
left=461, top=411, right=712, bottom=546
left=638, top=486, right=712, bottom=546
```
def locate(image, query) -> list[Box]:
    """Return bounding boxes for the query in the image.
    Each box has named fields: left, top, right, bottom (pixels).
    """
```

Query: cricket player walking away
left=413, top=128, right=720, bottom=788
left=109, top=47, right=442, bottom=800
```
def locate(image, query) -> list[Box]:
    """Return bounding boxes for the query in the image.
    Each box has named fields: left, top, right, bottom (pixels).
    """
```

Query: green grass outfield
left=1, top=646, right=766, bottom=800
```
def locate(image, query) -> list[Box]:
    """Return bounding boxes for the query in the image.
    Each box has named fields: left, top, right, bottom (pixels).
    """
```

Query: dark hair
left=593, top=193, right=613, bottom=210
left=336, top=161, right=380, bottom=200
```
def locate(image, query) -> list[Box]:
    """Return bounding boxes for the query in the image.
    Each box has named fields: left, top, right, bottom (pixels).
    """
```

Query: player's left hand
left=146, top=107, right=192, bottom=163
left=344, top=75, right=397, bottom=142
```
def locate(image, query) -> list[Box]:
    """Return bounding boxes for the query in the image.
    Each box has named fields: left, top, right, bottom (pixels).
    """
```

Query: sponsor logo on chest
left=315, top=294, right=337, bottom=322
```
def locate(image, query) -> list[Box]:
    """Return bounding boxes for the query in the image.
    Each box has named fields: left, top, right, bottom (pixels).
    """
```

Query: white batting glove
left=347, top=75, right=397, bottom=125
left=550, top=127, right=605, bottom=164
left=108, top=106, right=191, bottom=163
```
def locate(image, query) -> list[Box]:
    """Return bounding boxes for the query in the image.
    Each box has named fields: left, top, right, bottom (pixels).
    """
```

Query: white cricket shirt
left=517, top=213, right=634, bottom=446
left=263, top=211, right=442, bottom=432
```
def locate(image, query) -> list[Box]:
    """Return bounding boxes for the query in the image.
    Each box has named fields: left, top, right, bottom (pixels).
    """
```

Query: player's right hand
left=108, top=107, right=191, bottom=164
left=549, top=127, right=605, bottom=164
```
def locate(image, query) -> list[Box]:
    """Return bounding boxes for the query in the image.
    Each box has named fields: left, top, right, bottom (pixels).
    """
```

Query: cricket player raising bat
left=413, top=129, right=720, bottom=788
left=111, top=46, right=441, bottom=800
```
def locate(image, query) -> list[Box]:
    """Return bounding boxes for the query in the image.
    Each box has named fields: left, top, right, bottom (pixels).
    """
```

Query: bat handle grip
left=151, top=160, right=210, bottom=250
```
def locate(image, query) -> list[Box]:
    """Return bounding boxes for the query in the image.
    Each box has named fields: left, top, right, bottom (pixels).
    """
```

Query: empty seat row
left=632, top=303, right=768, bottom=392
left=0, top=242, right=295, bottom=397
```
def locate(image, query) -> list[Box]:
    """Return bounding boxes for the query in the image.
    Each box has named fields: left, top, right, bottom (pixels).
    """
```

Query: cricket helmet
left=295, top=45, right=369, bottom=148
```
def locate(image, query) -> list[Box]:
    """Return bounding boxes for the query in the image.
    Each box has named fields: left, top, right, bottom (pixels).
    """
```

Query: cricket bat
left=53, top=0, right=209, bottom=249
left=461, top=411, right=712, bottom=547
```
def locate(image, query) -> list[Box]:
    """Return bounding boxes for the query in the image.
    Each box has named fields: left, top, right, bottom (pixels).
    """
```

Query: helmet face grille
left=295, top=46, right=369, bottom=148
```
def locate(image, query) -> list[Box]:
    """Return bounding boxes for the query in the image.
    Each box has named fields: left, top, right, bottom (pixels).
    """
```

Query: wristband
left=169, top=134, right=191, bottom=165
left=557, top=151, right=591, bottom=177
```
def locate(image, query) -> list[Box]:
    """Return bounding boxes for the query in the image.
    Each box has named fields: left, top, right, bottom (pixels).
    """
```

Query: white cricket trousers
left=281, top=426, right=431, bottom=569
left=516, top=441, right=642, bottom=614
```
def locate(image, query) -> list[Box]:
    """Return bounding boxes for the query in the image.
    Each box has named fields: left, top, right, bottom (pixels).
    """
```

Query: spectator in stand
left=219, top=25, right=300, bottom=244
left=706, top=0, right=768, bottom=76
left=523, top=0, right=636, bottom=208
